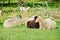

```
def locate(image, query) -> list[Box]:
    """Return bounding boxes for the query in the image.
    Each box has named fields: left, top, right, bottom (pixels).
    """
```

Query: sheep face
left=16, top=15, right=22, bottom=19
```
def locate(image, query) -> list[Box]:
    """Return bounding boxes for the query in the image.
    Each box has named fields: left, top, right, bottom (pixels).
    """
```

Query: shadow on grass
left=0, top=23, right=3, bottom=28
left=0, top=23, right=2, bottom=24
left=2, top=3, right=18, bottom=7
left=2, top=3, right=44, bottom=7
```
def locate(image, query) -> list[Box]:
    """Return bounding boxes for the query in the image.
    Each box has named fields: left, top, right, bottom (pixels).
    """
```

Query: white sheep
left=4, top=15, right=22, bottom=28
left=20, top=7, right=30, bottom=12
left=3, top=15, right=34, bottom=28
left=43, top=18, right=56, bottom=29
left=22, top=16, right=36, bottom=26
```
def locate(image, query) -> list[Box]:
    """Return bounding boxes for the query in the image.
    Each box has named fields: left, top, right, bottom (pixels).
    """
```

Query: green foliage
left=0, top=0, right=7, bottom=2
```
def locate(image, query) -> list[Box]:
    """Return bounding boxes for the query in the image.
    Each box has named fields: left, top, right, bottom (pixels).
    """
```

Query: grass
left=0, top=1, right=60, bottom=40
left=0, top=15, right=60, bottom=40
left=0, top=22, right=60, bottom=40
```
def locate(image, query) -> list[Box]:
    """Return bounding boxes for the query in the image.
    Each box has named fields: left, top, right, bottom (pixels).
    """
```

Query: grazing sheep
left=0, top=10, right=2, bottom=16
left=35, top=16, right=44, bottom=29
left=4, top=15, right=22, bottom=28
left=20, top=7, right=30, bottom=12
left=27, top=16, right=39, bottom=28
left=43, top=18, right=56, bottom=29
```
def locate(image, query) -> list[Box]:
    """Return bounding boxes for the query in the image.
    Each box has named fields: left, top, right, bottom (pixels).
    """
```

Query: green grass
left=0, top=21, right=60, bottom=40
left=0, top=1, right=60, bottom=40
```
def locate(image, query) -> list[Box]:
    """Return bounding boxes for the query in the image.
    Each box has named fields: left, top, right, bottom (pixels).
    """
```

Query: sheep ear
left=18, top=15, right=22, bottom=19
left=16, top=15, right=22, bottom=19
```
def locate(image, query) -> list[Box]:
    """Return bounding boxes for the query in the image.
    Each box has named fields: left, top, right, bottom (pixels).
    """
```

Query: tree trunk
left=0, top=1, right=3, bottom=9
left=8, top=0, right=10, bottom=5
left=52, top=0, right=60, bottom=2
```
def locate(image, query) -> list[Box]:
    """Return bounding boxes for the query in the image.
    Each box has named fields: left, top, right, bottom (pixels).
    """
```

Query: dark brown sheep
left=27, top=16, right=39, bottom=29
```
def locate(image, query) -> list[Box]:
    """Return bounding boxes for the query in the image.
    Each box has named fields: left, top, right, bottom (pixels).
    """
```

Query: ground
left=0, top=22, right=60, bottom=40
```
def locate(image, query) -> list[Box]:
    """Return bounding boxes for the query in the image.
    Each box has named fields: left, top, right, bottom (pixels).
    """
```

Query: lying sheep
left=23, top=16, right=36, bottom=26
left=4, top=15, right=22, bottom=28
left=35, top=17, right=56, bottom=30
left=27, top=20, right=39, bottom=28
left=27, top=16, right=39, bottom=28
left=35, top=16, right=44, bottom=29
left=43, top=18, right=56, bottom=29
left=3, top=15, right=34, bottom=28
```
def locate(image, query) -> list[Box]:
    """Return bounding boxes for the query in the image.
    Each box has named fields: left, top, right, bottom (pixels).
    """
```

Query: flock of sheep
left=4, top=15, right=57, bottom=30
left=0, top=6, right=57, bottom=30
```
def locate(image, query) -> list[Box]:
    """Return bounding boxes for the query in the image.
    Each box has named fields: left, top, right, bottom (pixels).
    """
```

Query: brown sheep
left=27, top=16, right=39, bottom=28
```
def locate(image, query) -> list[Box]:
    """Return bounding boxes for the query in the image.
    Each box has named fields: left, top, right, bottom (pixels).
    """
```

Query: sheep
left=19, top=18, right=28, bottom=25
left=27, top=20, right=39, bottom=28
left=3, top=15, right=22, bottom=28
left=0, top=10, right=2, bottom=16
left=17, top=16, right=35, bottom=26
left=3, top=15, right=35, bottom=28
left=35, top=16, right=44, bottom=29
left=43, top=18, right=56, bottom=29
left=35, top=16, right=56, bottom=30
left=23, top=16, right=36, bottom=26
left=27, top=16, right=39, bottom=28
left=20, top=7, right=30, bottom=12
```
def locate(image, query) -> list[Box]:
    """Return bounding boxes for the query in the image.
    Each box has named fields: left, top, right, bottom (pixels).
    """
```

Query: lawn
left=0, top=9, right=60, bottom=40
left=0, top=1, right=60, bottom=40
left=0, top=22, right=60, bottom=40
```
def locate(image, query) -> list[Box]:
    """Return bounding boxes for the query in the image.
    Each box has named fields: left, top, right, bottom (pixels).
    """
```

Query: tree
left=8, top=0, right=10, bottom=4
left=0, top=0, right=3, bottom=9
